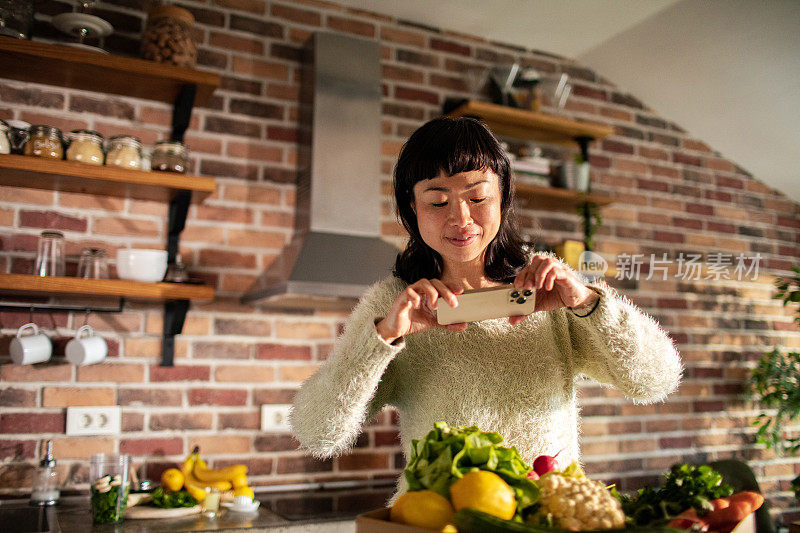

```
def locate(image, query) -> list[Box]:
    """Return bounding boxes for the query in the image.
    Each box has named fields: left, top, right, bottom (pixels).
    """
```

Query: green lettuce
left=404, top=422, right=540, bottom=521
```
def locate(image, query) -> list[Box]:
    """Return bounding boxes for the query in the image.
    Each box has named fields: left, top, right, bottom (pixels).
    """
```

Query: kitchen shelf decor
left=0, top=38, right=221, bottom=366
left=0, top=154, right=216, bottom=203
left=445, top=99, right=615, bottom=252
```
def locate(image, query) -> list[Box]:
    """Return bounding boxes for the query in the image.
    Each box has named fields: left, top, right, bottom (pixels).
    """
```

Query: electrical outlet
left=66, top=406, right=121, bottom=436
left=261, top=404, right=292, bottom=432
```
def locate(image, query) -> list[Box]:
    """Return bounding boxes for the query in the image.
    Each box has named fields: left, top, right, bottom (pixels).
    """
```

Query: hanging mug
left=10, top=323, right=52, bottom=365
left=65, top=325, right=107, bottom=366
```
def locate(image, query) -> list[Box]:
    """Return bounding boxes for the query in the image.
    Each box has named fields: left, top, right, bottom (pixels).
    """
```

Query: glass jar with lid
left=66, top=130, right=104, bottom=166
left=151, top=140, right=189, bottom=173
left=24, top=125, right=64, bottom=160
left=105, top=135, right=142, bottom=169
left=0, top=119, right=10, bottom=154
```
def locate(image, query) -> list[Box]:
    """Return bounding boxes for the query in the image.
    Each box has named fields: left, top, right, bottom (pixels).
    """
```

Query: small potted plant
left=745, top=265, right=800, bottom=499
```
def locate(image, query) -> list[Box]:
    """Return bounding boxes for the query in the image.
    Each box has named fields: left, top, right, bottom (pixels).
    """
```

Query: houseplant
left=745, top=265, right=800, bottom=498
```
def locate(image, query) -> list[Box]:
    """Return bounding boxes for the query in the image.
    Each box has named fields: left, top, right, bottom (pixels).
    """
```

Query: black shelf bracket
left=171, top=84, right=197, bottom=143
left=161, top=299, right=189, bottom=367
left=575, top=136, right=594, bottom=252
left=166, top=190, right=191, bottom=266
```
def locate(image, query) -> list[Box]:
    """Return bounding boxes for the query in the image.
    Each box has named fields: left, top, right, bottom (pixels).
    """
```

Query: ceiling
left=336, top=0, right=800, bottom=203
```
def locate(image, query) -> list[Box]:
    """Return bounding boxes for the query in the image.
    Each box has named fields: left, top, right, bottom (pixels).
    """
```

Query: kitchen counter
left=1, top=483, right=394, bottom=533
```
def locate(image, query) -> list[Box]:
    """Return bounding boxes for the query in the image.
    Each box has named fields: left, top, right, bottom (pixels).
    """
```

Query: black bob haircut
left=392, top=116, right=528, bottom=284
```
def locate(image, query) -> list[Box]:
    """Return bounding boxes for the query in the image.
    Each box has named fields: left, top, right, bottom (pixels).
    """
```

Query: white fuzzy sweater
left=290, top=275, right=682, bottom=495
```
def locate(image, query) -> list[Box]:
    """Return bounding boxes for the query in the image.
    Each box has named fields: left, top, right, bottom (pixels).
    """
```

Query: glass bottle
left=105, top=135, right=142, bottom=169
left=151, top=140, right=188, bottom=173
left=24, top=125, right=64, bottom=160
left=30, top=440, right=59, bottom=506
left=66, top=129, right=104, bottom=165
left=34, top=231, right=66, bottom=277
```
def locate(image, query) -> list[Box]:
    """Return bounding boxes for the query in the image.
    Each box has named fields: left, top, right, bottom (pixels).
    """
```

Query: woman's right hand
left=375, top=279, right=466, bottom=343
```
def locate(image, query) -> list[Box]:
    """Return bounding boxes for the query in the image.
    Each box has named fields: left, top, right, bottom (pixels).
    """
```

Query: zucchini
left=453, top=509, right=685, bottom=533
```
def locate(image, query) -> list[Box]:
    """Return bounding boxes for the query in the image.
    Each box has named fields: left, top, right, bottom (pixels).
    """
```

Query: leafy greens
left=615, top=463, right=733, bottom=526
left=404, top=422, right=540, bottom=521
left=150, top=487, right=199, bottom=509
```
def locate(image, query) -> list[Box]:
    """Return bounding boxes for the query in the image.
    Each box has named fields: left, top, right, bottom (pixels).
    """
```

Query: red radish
left=526, top=470, right=540, bottom=480
left=532, top=450, right=563, bottom=475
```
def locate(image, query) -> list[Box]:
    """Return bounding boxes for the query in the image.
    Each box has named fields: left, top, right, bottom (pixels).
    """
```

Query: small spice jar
left=66, top=130, right=104, bottom=165
left=0, top=120, right=10, bottom=154
left=105, top=135, right=142, bottom=169
left=140, top=5, right=197, bottom=68
left=151, top=140, right=188, bottom=173
left=24, top=125, right=63, bottom=160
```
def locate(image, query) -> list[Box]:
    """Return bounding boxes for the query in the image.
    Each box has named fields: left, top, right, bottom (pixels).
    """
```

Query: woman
left=290, top=116, right=682, bottom=494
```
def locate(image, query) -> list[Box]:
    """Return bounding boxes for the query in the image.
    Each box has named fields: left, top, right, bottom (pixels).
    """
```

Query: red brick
left=150, top=412, right=213, bottom=431
left=0, top=440, right=37, bottom=459
left=193, top=341, right=252, bottom=359
left=19, top=210, right=87, bottom=231
left=374, top=430, right=400, bottom=447
left=0, top=413, right=65, bottom=433
left=653, top=231, right=685, bottom=243
left=0, top=388, right=37, bottom=407
left=257, top=343, right=312, bottom=360
left=198, top=249, right=256, bottom=268
left=209, top=31, right=265, bottom=55
left=149, top=365, right=211, bottom=382
left=118, top=388, right=182, bottom=406
left=382, top=65, right=424, bottom=84
left=271, top=3, right=321, bottom=26
left=430, top=38, right=470, bottom=56
left=189, top=388, right=247, bottom=406
left=716, top=175, right=744, bottom=189
left=337, top=452, right=389, bottom=471
left=254, top=434, right=301, bottom=452
left=42, top=387, right=115, bottom=407
left=219, top=411, right=261, bottom=430
left=380, top=27, right=426, bottom=48
left=686, top=203, right=714, bottom=216
left=120, top=438, right=183, bottom=456
left=253, top=388, right=297, bottom=404
left=277, top=455, right=332, bottom=474
left=394, top=86, right=439, bottom=106
left=636, top=178, right=669, bottom=192
left=0, top=364, right=71, bottom=382
left=327, top=15, right=375, bottom=38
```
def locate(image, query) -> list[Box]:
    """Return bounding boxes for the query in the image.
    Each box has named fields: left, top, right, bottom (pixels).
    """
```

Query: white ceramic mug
left=65, top=325, right=107, bottom=366
left=9, top=323, right=52, bottom=365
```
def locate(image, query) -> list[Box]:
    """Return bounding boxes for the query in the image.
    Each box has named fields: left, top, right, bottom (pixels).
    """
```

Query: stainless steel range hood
left=243, top=32, right=398, bottom=310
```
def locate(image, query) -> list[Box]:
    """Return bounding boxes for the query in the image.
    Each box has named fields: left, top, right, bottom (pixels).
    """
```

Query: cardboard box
left=356, top=508, right=757, bottom=533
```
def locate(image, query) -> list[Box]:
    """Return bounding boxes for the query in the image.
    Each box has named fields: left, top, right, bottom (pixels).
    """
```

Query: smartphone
left=436, top=284, right=536, bottom=325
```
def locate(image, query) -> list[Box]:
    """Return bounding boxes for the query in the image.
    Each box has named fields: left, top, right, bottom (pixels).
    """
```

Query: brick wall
left=1, top=0, right=799, bottom=522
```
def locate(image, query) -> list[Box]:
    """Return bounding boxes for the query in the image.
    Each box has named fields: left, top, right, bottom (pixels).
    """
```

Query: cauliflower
left=537, top=473, right=626, bottom=531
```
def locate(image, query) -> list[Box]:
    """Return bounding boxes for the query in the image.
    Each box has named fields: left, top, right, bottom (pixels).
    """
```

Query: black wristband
left=569, top=290, right=601, bottom=318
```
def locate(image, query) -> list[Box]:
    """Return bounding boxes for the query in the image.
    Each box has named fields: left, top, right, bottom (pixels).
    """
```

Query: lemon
left=393, top=490, right=453, bottom=530
left=234, top=485, right=254, bottom=499
left=449, top=470, right=517, bottom=520
left=389, top=492, right=411, bottom=523
left=160, top=468, right=185, bottom=492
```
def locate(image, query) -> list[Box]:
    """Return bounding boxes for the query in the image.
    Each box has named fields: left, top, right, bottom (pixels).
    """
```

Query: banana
left=184, top=481, right=206, bottom=502
left=185, top=468, right=232, bottom=491
left=180, top=449, right=197, bottom=479
left=193, top=454, right=248, bottom=483
left=180, top=447, right=232, bottom=491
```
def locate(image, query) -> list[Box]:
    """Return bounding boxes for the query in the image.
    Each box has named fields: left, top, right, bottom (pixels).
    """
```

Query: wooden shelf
left=447, top=100, right=615, bottom=146
left=0, top=37, right=220, bottom=105
left=0, top=274, right=214, bottom=301
left=0, top=154, right=216, bottom=202
left=515, top=182, right=614, bottom=211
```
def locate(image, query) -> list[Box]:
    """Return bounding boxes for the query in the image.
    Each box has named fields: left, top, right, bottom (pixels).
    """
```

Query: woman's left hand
left=508, top=254, right=598, bottom=325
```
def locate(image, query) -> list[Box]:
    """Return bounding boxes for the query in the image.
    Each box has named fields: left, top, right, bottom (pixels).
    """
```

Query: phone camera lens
left=510, top=290, right=520, bottom=298
left=523, top=290, right=532, bottom=297
left=516, top=297, right=526, bottom=304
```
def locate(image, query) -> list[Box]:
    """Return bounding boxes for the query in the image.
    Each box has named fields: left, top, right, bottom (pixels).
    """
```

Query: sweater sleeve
left=567, top=280, right=683, bottom=403
left=289, top=278, right=405, bottom=458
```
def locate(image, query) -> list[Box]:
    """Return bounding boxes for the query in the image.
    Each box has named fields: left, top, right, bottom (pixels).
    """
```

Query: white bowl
left=116, top=249, right=168, bottom=283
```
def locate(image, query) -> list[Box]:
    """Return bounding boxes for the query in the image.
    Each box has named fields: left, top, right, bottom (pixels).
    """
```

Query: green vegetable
left=454, top=508, right=684, bottom=533
left=404, top=422, right=539, bottom=521
left=91, top=485, right=129, bottom=524
left=150, top=487, right=198, bottom=509
left=615, top=463, right=733, bottom=526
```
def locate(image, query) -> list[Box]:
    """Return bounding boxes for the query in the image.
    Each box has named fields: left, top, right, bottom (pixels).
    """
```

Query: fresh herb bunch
left=615, top=463, right=733, bottom=526
left=745, top=265, right=800, bottom=498
left=404, top=422, right=540, bottom=522
left=151, top=487, right=198, bottom=508
left=91, top=485, right=129, bottom=524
